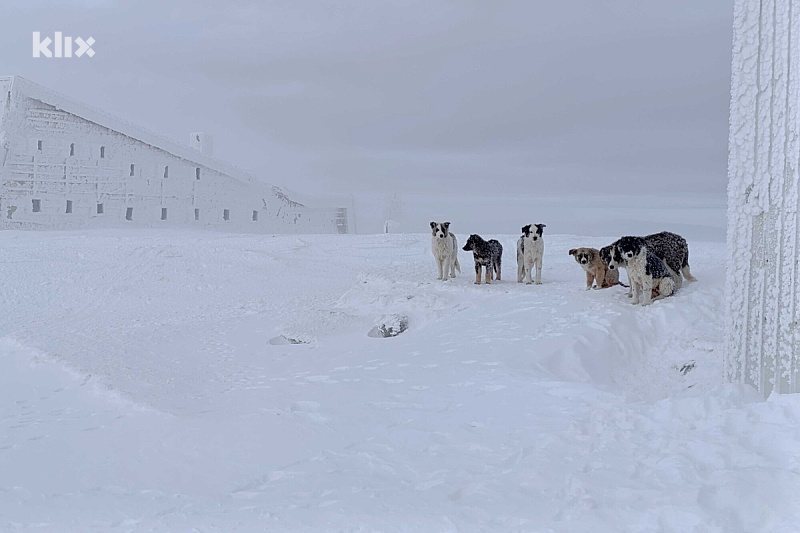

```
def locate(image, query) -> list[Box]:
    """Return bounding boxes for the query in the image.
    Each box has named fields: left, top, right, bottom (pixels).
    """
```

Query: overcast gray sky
left=1, top=0, right=733, bottom=195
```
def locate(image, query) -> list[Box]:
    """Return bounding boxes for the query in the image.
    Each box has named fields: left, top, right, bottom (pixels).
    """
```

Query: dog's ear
left=521, top=224, right=531, bottom=235
left=443, top=222, right=450, bottom=228
left=430, top=221, right=436, bottom=229
left=568, top=249, right=577, bottom=256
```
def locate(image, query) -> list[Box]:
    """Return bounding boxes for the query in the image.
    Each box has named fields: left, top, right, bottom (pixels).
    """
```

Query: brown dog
left=569, top=247, right=620, bottom=290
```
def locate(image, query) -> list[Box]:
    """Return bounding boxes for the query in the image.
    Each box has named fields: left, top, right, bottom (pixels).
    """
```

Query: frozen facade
left=0, top=76, right=351, bottom=234
left=726, top=0, right=800, bottom=394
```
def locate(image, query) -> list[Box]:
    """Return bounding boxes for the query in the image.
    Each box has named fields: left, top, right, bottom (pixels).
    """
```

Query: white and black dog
left=607, top=231, right=696, bottom=283
left=430, top=222, right=461, bottom=281
left=463, top=234, right=503, bottom=284
left=516, top=224, right=545, bottom=284
left=613, top=236, right=681, bottom=305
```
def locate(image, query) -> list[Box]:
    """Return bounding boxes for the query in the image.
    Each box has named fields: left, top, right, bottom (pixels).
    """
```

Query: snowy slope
left=0, top=230, right=798, bottom=532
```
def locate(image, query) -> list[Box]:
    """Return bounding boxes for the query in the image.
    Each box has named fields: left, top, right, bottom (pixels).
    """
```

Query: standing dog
left=517, top=224, right=545, bottom=284
left=613, top=236, right=681, bottom=305
left=463, top=234, right=503, bottom=284
left=569, top=247, right=620, bottom=289
left=430, top=222, right=461, bottom=281
left=607, top=231, right=696, bottom=283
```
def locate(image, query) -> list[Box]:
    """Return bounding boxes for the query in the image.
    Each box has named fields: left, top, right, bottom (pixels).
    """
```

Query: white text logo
left=33, top=32, right=95, bottom=58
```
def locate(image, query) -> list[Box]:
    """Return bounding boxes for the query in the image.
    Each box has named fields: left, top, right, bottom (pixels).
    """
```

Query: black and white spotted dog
left=516, top=224, right=545, bottom=284
left=612, top=236, right=681, bottom=305
left=607, top=231, right=696, bottom=283
left=463, top=234, right=503, bottom=284
left=430, top=222, right=461, bottom=281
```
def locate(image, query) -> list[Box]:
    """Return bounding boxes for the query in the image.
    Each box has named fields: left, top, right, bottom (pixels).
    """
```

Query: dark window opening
left=37, top=140, right=42, bottom=152
left=125, top=207, right=133, bottom=221
left=163, top=166, right=169, bottom=178
left=97, top=203, right=104, bottom=214
left=100, top=146, right=105, bottom=159
left=69, top=143, right=75, bottom=156
left=223, top=209, right=230, bottom=221
left=32, top=199, right=41, bottom=213
left=65, top=200, right=72, bottom=214
left=130, top=164, right=135, bottom=176
left=252, top=210, right=258, bottom=221
left=194, top=208, right=200, bottom=221
left=196, top=167, right=201, bottom=180
left=161, top=207, right=167, bottom=220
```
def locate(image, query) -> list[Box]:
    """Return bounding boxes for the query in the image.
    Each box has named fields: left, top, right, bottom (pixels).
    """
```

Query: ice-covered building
left=0, top=76, right=351, bottom=233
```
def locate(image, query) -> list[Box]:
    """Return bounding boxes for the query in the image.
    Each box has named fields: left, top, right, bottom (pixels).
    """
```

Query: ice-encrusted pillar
left=726, top=0, right=800, bottom=395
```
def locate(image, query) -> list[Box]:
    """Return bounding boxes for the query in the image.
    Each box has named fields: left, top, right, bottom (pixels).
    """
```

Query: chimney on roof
left=190, top=132, right=214, bottom=156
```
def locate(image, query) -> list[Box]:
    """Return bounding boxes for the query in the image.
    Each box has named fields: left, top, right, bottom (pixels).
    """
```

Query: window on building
left=37, top=140, right=42, bottom=152
left=130, top=164, right=135, bottom=177
left=97, top=203, right=104, bottom=214
left=195, top=167, right=201, bottom=180
left=32, top=199, right=41, bottom=213
left=65, top=200, right=73, bottom=214
left=69, top=143, right=75, bottom=156
left=161, top=207, right=167, bottom=221
left=125, top=207, right=133, bottom=221
left=164, top=166, right=169, bottom=178
left=194, top=208, right=200, bottom=221
left=100, top=146, right=105, bottom=159
left=223, top=209, right=230, bottom=221
left=252, top=210, right=258, bottom=222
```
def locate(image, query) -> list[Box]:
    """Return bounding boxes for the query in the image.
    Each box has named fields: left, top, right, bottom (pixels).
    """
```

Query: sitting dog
left=607, top=231, right=696, bottom=283
left=517, top=224, right=545, bottom=284
left=569, top=247, right=621, bottom=289
left=463, top=234, right=503, bottom=284
left=613, top=236, right=681, bottom=305
left=430, top=222, right=461, bottom=281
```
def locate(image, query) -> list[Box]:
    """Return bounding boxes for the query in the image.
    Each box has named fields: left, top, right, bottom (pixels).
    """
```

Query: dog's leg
left=475, top=263, right=481, bottom=284
left=449, top=254, right=457, bottom=278
left=682, top=265, right=697, bottom=282
left=630, top=276, right=641, bottom=305
left=640, top=276, right=653, bottom=306
left=595, top=268, right=605, bottom=289
left=486, top=264, right=492, bottom=284
left=535, top=257, right=542, bottom=285
left=585, top=270, right=594, bottom=290
left=517, top=258, right=524, bottom=283
left=495, top=257, right=501, bottom=281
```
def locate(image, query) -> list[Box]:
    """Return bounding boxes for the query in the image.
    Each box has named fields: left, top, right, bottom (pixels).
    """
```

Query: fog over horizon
left=1, top=1, right=733, bottom=197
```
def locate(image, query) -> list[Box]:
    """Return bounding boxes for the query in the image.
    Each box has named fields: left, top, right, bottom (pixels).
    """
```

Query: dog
left=613, top=236, right=681, bottom=305
left=569, top=246, right=621, bottom=289
left=430, top=222, right=461, bottom=281
left=607, top=231, right=696, bottom=283
left=517, top=224, right=545, bottom=284
left=463, top=234, right=503, bottom=284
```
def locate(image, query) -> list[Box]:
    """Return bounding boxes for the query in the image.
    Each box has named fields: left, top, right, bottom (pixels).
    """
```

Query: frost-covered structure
left=0, top=76, right=351, bottom=233
left=726, top=0, right=800, bottom=394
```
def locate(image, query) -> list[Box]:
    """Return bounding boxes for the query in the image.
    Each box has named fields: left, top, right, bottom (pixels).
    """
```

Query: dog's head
left=430, top=221, right=451, bottom=239
left=605, top=240, right=623, bottom=270
left=599, top=245, right=614, bottom=267
left=463, top=234, right=479, bottom=251
left=616, top=236, right=646, bottom=264
left=522, top=223, right=546, bottom=242
left=569, top=247, right=596, bottom=267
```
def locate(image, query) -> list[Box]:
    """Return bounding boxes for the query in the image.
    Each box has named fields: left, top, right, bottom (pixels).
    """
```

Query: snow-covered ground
left=1, top=229, right=799, bottom=532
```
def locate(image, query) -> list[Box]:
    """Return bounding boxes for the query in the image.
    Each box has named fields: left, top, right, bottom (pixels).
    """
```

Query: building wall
left=0, top=88, right=341, bottom=233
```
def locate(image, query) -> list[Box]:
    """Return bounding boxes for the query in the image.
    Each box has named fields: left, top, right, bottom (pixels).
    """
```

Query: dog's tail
left=454, top=256, right=461, bottom=273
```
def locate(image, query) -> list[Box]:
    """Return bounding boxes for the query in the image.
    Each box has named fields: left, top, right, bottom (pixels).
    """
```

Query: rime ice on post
left=726, top=0, right=800, bottom=395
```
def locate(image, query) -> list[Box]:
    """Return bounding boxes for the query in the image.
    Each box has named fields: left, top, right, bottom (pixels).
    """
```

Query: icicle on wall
left=726, top=0, right=800, bottom=395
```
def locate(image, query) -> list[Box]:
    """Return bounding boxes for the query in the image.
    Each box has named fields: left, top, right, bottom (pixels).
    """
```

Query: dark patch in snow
left=368, top=314, right=409, bottom=338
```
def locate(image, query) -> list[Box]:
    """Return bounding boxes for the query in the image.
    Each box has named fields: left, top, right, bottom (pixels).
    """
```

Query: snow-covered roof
left=1, top=75, right=264, bottom=189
